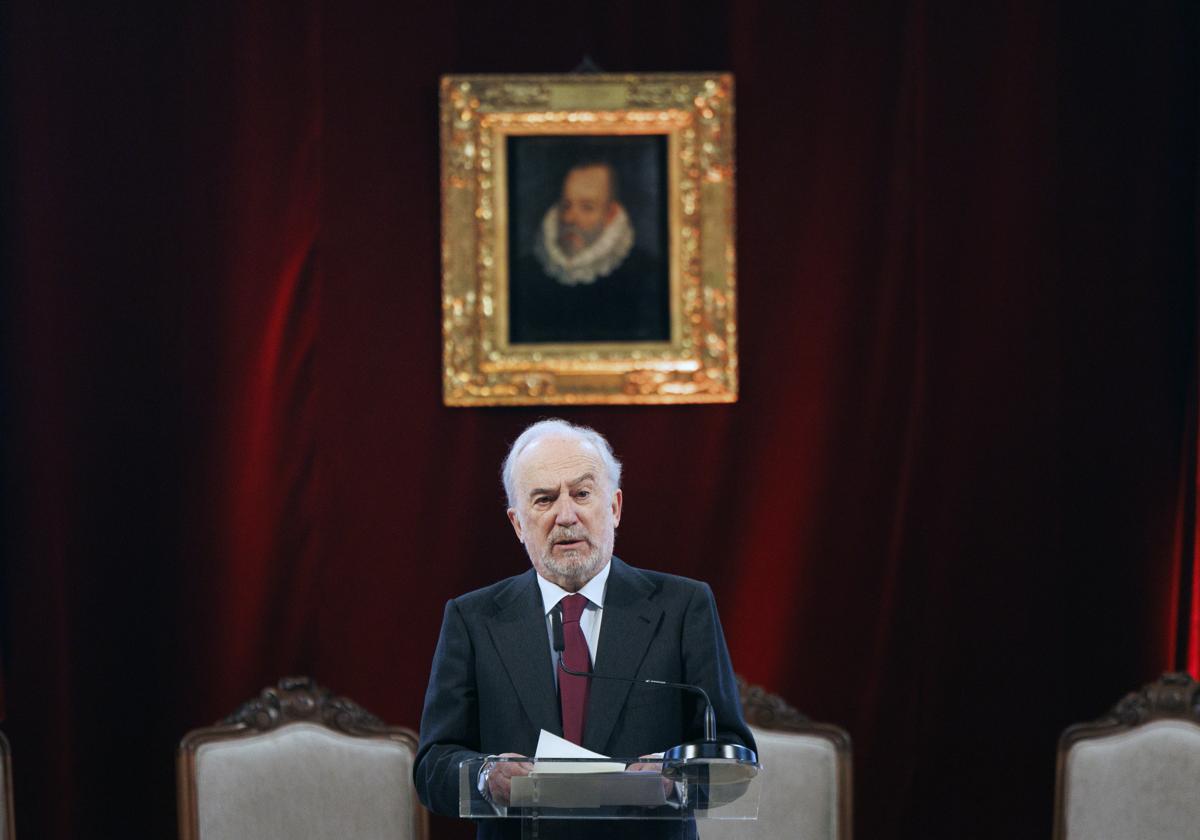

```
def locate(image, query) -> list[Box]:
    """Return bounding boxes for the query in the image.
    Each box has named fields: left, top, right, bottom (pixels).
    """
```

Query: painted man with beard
left=508, top=161, right=670, bottom=344
left=414, top=419, right=753, bottom=839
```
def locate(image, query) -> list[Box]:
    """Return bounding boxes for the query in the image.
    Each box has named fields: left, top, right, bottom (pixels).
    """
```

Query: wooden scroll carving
left=222, top=675, right=388, bottom=735
left=1106, top=671, right=1200, bottom=726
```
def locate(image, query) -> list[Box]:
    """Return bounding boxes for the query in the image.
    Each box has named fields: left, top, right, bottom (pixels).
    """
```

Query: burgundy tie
left=559, top=593, right=591, bottom=745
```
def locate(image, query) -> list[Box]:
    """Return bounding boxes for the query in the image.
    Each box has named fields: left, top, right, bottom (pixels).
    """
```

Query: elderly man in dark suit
left=414, top=419, right=753, bottom=839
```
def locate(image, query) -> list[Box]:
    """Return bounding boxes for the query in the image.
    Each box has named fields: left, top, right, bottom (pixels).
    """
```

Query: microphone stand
left=551, top=606, right=758, bottom=783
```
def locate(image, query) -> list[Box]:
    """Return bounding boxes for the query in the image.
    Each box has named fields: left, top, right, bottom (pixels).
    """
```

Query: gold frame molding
left=440, top=72, right=738, bottom=406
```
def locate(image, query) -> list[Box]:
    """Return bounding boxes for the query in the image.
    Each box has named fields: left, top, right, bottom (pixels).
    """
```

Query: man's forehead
left=514, top=436, right=605, bottom=487
left=564, top=166, right=611, bottom=195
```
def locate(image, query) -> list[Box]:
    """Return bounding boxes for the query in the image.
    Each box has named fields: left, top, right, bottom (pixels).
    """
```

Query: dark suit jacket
left=413, top=557, right=754, bottom=839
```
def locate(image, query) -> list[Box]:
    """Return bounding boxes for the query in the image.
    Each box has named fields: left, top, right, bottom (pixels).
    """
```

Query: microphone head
left=551, top=604, right=565, bottom=653
left=661, top=742, right=759, bottom=807
left=662, top=740, right=758, bottom=769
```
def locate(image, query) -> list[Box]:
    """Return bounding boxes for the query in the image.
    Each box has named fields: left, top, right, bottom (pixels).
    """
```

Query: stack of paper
left=507, top=730, right=669, bottom=808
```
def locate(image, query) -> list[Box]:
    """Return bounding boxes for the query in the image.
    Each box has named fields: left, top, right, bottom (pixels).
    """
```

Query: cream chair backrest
left=0, top=730, right=13, bottom=840
left=701, top=679, right=852, bottom=840
left=178, top=677, right=426, bottom=840
left=1054, top=672, right=1200, bottom=840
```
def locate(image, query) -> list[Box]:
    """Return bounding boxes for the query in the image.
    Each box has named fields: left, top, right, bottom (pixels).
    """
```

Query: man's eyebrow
left=567, top=472, right=596, bottom=488
left=526, top=473, right=597, bottom=499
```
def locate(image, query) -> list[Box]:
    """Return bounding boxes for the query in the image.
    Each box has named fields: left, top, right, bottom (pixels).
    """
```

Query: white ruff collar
left=534, top=205, right=635, bottom=286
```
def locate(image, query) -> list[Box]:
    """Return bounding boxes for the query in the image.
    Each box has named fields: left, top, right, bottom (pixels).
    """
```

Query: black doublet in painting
left=509, top=248, right=669, bottom=344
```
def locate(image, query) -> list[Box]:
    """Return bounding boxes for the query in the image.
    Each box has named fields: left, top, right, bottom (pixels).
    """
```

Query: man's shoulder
left=596, top=245, right=658, bottom=280
left=513, top=252, right=554, bottom=284
left=611, top=557, right=712, bottom=600
left=450, top=568, right=538, bottom=614
left=623, top=245, right=661, bottom=271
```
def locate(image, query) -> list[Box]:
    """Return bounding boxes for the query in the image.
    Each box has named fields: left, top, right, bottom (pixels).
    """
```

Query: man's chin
left=542, top=551, right=603, bottom=585
left=558, top=231, right=600, bottom=257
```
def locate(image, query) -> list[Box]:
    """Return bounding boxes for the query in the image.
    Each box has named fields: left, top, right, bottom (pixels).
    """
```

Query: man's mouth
left=553, top=537, right=588, bottom=550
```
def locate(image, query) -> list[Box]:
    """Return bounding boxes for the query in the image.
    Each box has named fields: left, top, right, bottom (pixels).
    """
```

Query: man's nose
left=553, top=496, right=579, bottom=525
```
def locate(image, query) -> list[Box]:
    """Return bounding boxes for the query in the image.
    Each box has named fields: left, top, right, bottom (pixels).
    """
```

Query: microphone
left=552, top=605, right=566, bottom=654
left=550, top=604, right=757, bottom=784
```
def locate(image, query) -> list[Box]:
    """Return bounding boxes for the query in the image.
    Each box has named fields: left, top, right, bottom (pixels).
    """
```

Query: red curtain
left=2, top=2, right=1197, bottom=839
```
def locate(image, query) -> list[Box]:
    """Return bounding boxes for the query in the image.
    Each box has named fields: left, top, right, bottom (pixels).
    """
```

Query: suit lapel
left=585, top=557, right=663, bottom=753
left=486, top=571, right=562, bottom=738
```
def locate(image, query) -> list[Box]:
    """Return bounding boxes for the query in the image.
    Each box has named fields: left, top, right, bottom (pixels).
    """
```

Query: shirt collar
left=535, top=558, right=611, bottom=615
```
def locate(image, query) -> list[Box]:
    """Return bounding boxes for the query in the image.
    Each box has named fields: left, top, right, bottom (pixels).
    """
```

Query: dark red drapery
left=2, top=2, right=1198, bottom=839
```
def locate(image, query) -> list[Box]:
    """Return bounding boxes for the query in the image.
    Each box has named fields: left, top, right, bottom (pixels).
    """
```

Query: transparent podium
left=460, top=756, right=761, bottom=838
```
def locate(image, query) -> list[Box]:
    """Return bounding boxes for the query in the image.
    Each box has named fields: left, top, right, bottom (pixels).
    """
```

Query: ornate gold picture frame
left=440, top=73, right=737, bottom=406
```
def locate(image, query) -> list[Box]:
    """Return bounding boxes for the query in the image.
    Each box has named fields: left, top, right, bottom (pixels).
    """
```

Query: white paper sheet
left=532, top=729, right=626, bottom=774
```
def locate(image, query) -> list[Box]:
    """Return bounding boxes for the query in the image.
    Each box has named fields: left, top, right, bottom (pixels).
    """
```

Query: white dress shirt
left=535, top=560, right=611, bottom=688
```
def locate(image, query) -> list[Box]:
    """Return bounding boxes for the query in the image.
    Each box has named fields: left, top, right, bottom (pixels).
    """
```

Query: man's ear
left=605, top=201, right=620, bottom=222
left=610, top=488, right=623, bottom=528
left=507, top=508, right=524, bottom=543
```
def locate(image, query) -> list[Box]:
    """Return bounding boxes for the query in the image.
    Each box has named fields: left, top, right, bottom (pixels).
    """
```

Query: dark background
left=2, top=2, right=1198, bottom=839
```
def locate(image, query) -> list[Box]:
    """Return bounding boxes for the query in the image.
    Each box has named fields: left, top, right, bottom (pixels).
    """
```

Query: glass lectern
left=459, top=756, right=761, bottom=838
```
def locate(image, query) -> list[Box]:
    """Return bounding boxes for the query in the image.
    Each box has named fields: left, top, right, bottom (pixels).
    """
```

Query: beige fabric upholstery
left=1063, top=719, right=1200, bottom=840
left=700, top=725, right=842, bottom=840
left=194, top=722, right=417, bottom=840
left=0, top=730, right=11, bottom=840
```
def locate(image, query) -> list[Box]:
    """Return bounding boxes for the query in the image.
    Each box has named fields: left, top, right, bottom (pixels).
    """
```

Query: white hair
left=502, top=419, right=622, bottom=508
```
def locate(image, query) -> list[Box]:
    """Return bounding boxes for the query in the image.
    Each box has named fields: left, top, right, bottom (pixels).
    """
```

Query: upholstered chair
left=1054, top=672, right=1200, bottom=840
left=177, top=677, right=427, bottom=840
left=701, top=677, right=852, bottom=840
left=0, top=729, right=13, bottom=840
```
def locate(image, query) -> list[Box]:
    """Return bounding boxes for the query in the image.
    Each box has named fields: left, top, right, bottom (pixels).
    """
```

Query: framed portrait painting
left=440, top=73, right=737, bottom=406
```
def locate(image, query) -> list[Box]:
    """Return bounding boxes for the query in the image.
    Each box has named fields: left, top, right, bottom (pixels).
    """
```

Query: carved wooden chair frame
left=1052, top=671, right=1200, bottom=840
left=737, top=677, right=854, bottom=840
left=177, top=676, right=428, bottom=840
left=0, top=730, right=14, bottom=840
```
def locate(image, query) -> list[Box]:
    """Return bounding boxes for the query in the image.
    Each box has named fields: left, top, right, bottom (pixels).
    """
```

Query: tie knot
left=560, top=593, right=588, bottom=622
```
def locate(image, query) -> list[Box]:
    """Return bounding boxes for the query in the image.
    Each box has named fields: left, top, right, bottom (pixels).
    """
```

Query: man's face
left=557, top=165, right=615, bottom=256
left=506, top=435, right=622, bottom=591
